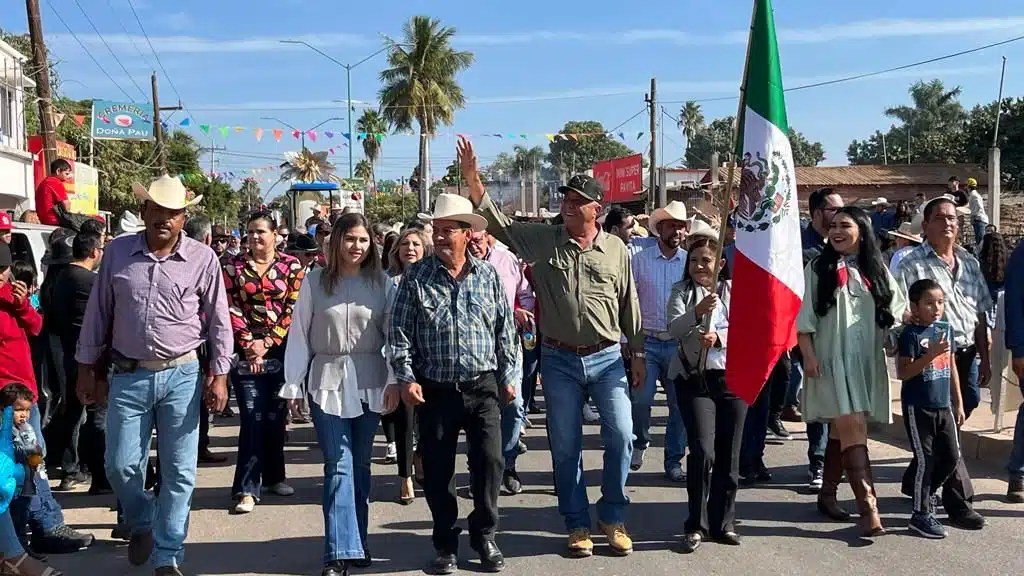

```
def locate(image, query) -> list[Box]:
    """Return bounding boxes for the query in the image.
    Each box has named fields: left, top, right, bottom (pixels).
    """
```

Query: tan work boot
left=598, top=521, right=633, bottom=556
left=567, top=528, right=593, bottom=558
left=842, top=444, right=885, bottom=537
left=817, top=439, right=852, bottom=521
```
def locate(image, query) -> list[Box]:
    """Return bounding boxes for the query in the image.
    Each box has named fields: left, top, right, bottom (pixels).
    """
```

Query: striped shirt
left=389, top=254, right=518, bottom=387
left=894, top=241, right=992, bottom=347
left=632, top=244, right=687, bottom=333
left=628, top=235, right=657, bottom=258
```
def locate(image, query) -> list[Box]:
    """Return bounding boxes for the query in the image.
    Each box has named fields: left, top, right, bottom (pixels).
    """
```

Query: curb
left=872, top=412, right=1014, bottom=467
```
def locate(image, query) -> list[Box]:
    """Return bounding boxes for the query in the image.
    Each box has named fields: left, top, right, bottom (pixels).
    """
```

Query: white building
left=0, top=38, right=35, bottom=214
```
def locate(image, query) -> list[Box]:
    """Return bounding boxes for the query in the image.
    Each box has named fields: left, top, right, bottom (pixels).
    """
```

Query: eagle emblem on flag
left=735, top=150, right=794, bottom=232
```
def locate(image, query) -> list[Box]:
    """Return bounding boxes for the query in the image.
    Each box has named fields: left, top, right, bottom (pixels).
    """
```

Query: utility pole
left=26, top=0, right=57, bottom=173
left=151, top=72, right=182, bottom=173
left=200, top=145, right=226, bottom=175
left=646, top=78, right=661, bottom=208
left=989, top=55, right=1007, bottom=231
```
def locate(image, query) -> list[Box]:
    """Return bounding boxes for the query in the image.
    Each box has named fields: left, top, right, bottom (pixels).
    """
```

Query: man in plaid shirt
left=389, top=194, right=518, bottom=575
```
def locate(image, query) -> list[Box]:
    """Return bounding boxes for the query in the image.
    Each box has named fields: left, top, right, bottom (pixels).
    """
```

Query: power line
left=104, top=0, right=157, bottom=71
left=69, top=0, right=147, bottom=99
left=42, top=0, right=134, bottom=100
left=662, top=33, right=1024, bottom=105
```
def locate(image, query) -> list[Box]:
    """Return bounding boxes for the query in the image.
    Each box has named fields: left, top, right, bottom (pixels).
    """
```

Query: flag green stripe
left=735, top=0, right=788, bottom=157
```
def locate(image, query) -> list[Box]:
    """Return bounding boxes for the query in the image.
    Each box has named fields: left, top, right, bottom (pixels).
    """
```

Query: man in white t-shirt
left=966, top=177, right=988, bottom=244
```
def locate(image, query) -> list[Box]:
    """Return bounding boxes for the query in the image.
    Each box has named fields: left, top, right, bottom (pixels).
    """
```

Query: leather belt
left=137, top=350, right=198, bottom=372
left=542, top=337, right=616, bottom=356
left=644, top=329, right=673, bottom=342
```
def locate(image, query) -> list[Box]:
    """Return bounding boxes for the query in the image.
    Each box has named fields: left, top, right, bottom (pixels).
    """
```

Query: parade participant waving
left=460, top=136, right=644, bottom=559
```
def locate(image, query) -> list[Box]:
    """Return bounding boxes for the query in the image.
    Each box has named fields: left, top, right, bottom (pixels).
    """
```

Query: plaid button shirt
left=894, top=241, right=992, bottom=347
left=389, top=254, right=518, bottom=387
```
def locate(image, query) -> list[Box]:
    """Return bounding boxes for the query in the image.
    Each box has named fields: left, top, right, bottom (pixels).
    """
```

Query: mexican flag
left=725, top=0, right=804, bottom=405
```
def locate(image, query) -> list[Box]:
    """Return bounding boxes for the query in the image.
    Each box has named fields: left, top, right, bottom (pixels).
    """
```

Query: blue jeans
left=106, top=361, right=202, bottom=569
left=786, top=355, right=802, bottom=407
left=310, top=400, right=379, bottom=564
left=0, top=511, right=24, bottom=557
left=740, top=381, right=771, bottom=474
left=789, top=357, right=827, bottom=471
left=630, top=338, right=686, bottom=472
left=230, top=361, right=287, bottom=500
left=501, top=353, right=524, bottom=470
left=1009, top=380, right=1024, bottom=481
left=10, top=405, right=64, bottom=543
left=541, top=344, right=632, bottom=531
left=972, top=219, right=987, bottom=245
left=521, top=334, right=541, bottom=414
left=955, top=350, right=980, bottom=419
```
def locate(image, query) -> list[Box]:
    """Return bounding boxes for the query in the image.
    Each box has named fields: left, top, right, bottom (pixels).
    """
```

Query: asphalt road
left=45, top=397, right=1024, bottom=576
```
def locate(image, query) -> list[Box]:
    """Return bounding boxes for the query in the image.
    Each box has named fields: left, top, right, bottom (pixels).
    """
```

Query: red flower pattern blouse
left=222, top=252, right=306, bottom=350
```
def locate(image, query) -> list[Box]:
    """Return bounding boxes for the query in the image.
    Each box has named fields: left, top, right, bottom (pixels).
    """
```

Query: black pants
left=417, top=372, right=503, bottom=554
left=903, top=404, right=969, bottom=514
left=902, top=353, right=976, bottom=512
left=199, top=401, right=211, bottom=453
left=381, top=400, right=416, bottom=478
left=768, top=352, right=790, bottom=416
left=43, top=357, right=86, bottom=475
left=675, top=370, right=748, bottom=535
left=80, top=403, right=109, bottom=491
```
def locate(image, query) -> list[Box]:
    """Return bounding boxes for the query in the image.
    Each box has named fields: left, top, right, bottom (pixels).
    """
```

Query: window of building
left=0, top=85, right=13, bottom=147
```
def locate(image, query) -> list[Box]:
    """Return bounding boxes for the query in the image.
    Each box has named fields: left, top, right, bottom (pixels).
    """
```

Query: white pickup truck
left=9, top=222, right=59, bottom=277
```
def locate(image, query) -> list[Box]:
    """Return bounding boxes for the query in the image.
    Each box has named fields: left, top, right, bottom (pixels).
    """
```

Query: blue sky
left=3, top=0, right=1023, bottom=190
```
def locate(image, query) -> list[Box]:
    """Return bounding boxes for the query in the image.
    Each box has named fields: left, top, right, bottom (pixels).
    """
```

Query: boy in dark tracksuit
left=897, top=279, right=980, bottom=538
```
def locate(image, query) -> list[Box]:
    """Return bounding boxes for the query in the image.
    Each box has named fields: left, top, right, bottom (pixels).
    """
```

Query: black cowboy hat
left=42, top=233, right=75, bottom=266
left=287, top=233, right=320, bottom=253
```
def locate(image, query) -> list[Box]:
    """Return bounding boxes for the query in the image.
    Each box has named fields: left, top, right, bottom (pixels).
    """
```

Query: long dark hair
left=322, top=212, right=381, bottom=295
left=978, top=231, right=1008, bottom=285
left=812, top=206, right=894, bottom=330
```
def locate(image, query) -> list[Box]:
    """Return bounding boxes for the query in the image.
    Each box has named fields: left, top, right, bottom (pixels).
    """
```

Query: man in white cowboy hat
left=390, top=193, right=518, bottom=574
left=887, top=214, right=923, bottom=272
left=870, top=197, right=897, bottom=237
left=458, top=137, right=643, bottom=559
left=629, top=200, right=690, bottom=482
left=75, top=174, right=233, bottom=576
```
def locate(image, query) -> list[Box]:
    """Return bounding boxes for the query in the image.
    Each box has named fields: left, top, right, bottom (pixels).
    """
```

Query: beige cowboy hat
left=648, top=201, right=689, bottom=233
left=430, top=193, right=487, bottom=232
left=132, top=174, right=203, bottom=210
left=687, top=217, right=719, bottom=242
left=119, top=211, right=146, bottom=234
left=871, top=197, right=890, bottom=207
left=887, top=213, right=924, bottom=243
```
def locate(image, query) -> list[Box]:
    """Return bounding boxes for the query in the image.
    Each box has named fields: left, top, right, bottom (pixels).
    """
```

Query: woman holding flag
left=796, top=207, right=906, bottom=537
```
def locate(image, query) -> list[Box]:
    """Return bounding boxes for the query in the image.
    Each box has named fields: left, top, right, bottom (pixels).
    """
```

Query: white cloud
left=48, top=32, right=368, bottom=54
left=164, top=12, right=193, bottom=33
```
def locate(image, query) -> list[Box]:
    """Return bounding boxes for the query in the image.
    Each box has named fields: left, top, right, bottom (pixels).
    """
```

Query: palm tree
left=356, top=109, right=387, bottom=190
left=885, top=79, right=965, bottom=135
left=355, top=159, right=373, bottom=183
left=278, top=148, right=339, bottom=183
left=379, top=16, right=474, bottom=211
left=678, top=100, right=705, bottom=152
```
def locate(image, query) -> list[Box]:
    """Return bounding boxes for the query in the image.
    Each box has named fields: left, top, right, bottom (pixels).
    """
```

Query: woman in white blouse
left=282, top=212, right=399, bottom=576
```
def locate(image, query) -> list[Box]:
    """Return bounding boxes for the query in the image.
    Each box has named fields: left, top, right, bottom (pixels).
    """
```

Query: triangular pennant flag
left=72, top=115, right=85, bottom=128
left=234, top=126, right=245, bottom=133
left=358, top=132, right=367, bottom=140
left=292, top=130, right=301, bottom=140
left=199, top=124, right=210, bottom=135
left=272, top=128, right=283, bottom=142
left=636, top=132, right=644, bottom=140
left=520, top=134, right=528, bottom=140
left=375, top=133, right=383, bottom=143
left=342, top=133, right=351, bottom=141
left=53, top=112, right=65, bottom=127
left=161, top=122, right=169, bottom=132
left=494, top=134, right=503, bottom=139
left=179, top=118, right=191, bottom=126
left=308, top=130, right=317, bottom=142
left=618, top=132, right=625, bottom=141
left=219, top=126, right=229, bottom=138
left=329, top=148, right=335, bottom=155
left=545, top=134, right=554, bottom=142
left=254, top=127, right=264, bottom=142
left=506, top=134, right=516, bottom=139
left=324, top=131, right=334, bottom=139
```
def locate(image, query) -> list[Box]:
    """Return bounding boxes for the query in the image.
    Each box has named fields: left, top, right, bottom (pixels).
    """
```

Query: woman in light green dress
left=797, top=206, right=906, bottom=538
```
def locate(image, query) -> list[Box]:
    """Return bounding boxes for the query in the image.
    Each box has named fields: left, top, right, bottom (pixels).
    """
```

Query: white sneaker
left=234, top=495, right=256, bottom=514
left=582, top=404, right=600, bottom=424
left=267, top=482, right=295, bottom=496
left=630, top=448, right=645, bottom=471
left=385, top=442, right=398, bottom=463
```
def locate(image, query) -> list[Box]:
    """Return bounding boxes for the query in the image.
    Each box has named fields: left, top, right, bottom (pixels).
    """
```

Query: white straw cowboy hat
left=132, top=174, right=203, bottom=210
left=871, top=197, right=890, bottom=207
left=430, top=194, right=487, bottom=232
left=887, top=213, right=924, bottom=243
left=687, top=217, right=719, bottom=242
left=648, top=201, right=689, bottom=233
left=119, top=211, right=146, bottom=234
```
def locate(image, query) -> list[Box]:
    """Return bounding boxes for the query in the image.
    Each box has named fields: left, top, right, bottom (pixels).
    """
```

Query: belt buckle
left=575, top=343, right=590, bottom=355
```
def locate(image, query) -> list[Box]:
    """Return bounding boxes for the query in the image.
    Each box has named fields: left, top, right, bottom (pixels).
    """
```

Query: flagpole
left=699, top=0, right=759, bottom=372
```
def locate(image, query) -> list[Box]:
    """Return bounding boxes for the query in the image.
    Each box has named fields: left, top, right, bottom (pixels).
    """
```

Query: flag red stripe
left=725, top=249, right=802, bottom=405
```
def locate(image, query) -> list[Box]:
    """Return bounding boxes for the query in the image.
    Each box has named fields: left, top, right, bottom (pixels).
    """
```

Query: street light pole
left=347, top=65, right=353, bottom=179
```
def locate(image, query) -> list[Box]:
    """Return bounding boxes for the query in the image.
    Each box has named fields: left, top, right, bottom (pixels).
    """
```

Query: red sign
left=592, top=154, right=643, bottom=204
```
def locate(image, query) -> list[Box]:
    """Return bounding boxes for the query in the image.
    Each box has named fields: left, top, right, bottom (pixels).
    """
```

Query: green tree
left=364, top=191, right=418, bottom=225
left=237, top=177, right=262, bottom=219
left=376, top=179, right=400, bottom=194
left=481, top=152, right=516, bottom=182
left=355, top=109, right=387, bottom=189
left=546, top=121, right=635, bottom=177
left=885, top=79, right=965, bottom=135
left=355, top=159, right=373, bottom=182
left=513, top=145, right=546, bottom=181
left=379, top=16, right=474, bottom=209
left=678, top=101, right=705, bottom=151
left=788, top=128, right=826, bottom=166
left=684, top=116, right=734, bottom=168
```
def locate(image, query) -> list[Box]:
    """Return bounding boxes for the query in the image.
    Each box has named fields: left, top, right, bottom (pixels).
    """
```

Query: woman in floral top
left=223, top=210, right=306, bottom=514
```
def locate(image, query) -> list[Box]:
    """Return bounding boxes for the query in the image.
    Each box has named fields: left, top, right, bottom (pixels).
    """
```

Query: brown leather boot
left=817, top=439, right=852, bottom=521
left=842, top=444, right=885, bottom=537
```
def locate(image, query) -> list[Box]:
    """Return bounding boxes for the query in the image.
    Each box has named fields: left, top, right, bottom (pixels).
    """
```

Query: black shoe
left=502, top=469, right=523, bottom=495
left=471, top=540, right=505, bottom=572
left=528, top=403, right=541, bottom=414
left=87, top=484, right=113, bottom=496
left=768, top=415, right=790, bottom=439
left=55, top=471, right=89, bottom=492
left=754, top=466, right=773, bottom=483
left=948, top=508, right=986, bottom=530
left=427, top=552, right=458, bottom=575
left=351, top=549, right=371, bottom=568
left=24, top=545, right=47, bottom=561
left=322, top=560, right=349, bottom=576
left=711, top=531, right=742, bottom=546
left=515, top=440, right=528, bottom=455
left=679, top=532, right=702, bottom=554
left=219, top=406, right=235, bottom=418
left=111, top=524, right=131, bottom=541
left=31, top=524, right=95, bottom=554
